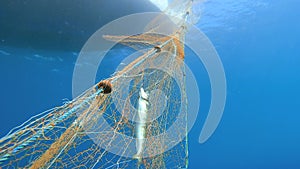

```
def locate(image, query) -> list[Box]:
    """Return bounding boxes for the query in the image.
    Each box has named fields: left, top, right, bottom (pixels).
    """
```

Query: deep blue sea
left=1, top=0, right=300, bottom=168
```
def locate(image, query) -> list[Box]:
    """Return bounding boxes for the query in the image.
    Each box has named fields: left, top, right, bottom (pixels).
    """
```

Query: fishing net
left=0, top=0, right=202, bottom=168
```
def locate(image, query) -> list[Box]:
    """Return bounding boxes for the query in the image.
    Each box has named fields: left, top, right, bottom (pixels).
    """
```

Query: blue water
left=1, top=0, right=300, bottom=168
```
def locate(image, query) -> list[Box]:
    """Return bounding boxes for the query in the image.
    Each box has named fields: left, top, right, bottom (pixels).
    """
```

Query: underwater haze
left=1, top=0, right=300, bottom=168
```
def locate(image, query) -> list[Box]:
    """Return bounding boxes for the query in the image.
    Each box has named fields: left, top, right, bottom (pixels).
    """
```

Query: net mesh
left=0, top=0, right=201, bottom=168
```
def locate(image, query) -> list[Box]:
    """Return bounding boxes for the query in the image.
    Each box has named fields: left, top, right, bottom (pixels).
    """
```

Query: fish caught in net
left=0, top=0, right=203, bottom=168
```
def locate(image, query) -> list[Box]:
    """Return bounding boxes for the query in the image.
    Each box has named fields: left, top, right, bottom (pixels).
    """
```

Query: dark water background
left=0, top=0, right=300, bottom=168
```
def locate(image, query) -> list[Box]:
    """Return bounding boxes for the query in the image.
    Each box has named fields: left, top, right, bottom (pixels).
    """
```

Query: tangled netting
left=0, top=0, right=203, bottom=168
